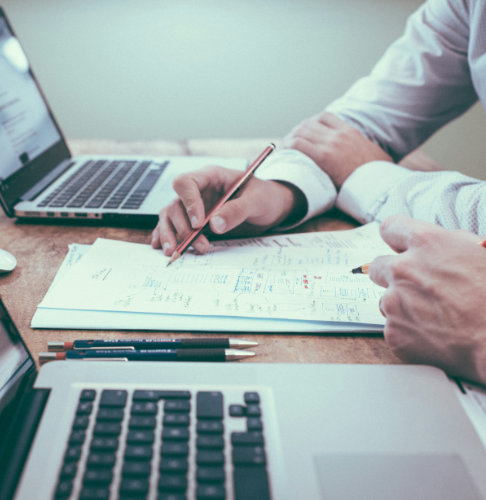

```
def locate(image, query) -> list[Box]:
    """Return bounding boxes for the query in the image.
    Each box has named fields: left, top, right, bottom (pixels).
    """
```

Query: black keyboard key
left=247, top=418, right=263, bottom=431
left=90, top=437, right=119, bottom=452
left=97, top=408, right=124, bottom=421
left=165, top=400, right=190, bottom=413
left=83, top=468, right=113, bottom=485
left=86, top=453, right=116, bottom=468
left=197, top=421, right=223, bottom=434
left=99, top=390, right=127, bottom=408
left=196, top=450, right=224, bottom=466
left=73, top=415, right=90, bottom=430
left=229, top=405, right=245, bottom=417
left=160, top=457, right=189, bottom=473
left=196, top=484, right=226, bottom=499
left=157, top=494, right=186, bottom=500
left=93, top=422, right=122, bottom=436
left=132, top=401, right=158, bottom=415
left=197, top=392, right=223, bottom=419
left=64, top=447, right=82, bottom=462
left=231, top=432, right=264, bottom=446
left=243, top=392, right=260, bottom=404
left=133, top=390, right=191, bottom=401
left=129, top=415, right=156, bottom=429
left=245, top=405, right=261, bottom=417
left=197, top=467, right=225, bottom=483
left=164, top=413, right=190, bottom=427
left=158, top=474, right=187, bottom=492
left=81, top=389, right=97, bottom=401
left=124, top=445, right=153, bottom=461
left=197, top=435, right=224, bottom=449
left=69, top=430, right=86, bottom=445
left=119, top=477, right=150, bottom=496
left=79, top=486, right=110, bottom=499
left=127, top=430, right=155, bottom=444
left=232, top=446, right=266, bottom=466
left=233, top=466, right=271, bottom=500
left=162, top=428, right=190, bottom=441
left=55, top=479, right=73, bottom=498
left=161, top=442, right=189, bottom=457
left=122, top=461, right=152, bottom=478
left=59, top=462, right=78, bottom=479
left=77, top=401, right=94, bottom=415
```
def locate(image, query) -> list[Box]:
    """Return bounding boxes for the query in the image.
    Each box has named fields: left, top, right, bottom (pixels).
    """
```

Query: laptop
left=0, top=7, right=246, bottom=226
left=2, top=298, right=486, bottom=499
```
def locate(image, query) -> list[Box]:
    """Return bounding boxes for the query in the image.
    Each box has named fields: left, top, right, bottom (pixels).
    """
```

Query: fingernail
left=211, top=215, right=226, bottom=233
left=190, top=215, right=199, bottom=228
left=162, top=242, right=171, bottom=254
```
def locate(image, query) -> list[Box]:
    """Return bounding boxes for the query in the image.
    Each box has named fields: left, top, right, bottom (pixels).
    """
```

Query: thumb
left=209, top=197, right=253, bottom=234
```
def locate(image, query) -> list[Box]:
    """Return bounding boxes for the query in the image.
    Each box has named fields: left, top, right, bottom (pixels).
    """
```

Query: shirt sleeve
left=337, top=161, right=486, bottom=235
left=254, top=149, right=337, bottom=228
left=326, top=0, right=477, bottom=162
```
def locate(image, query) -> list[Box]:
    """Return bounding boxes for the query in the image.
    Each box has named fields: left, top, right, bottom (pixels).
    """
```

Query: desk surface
left=0, top=138, right=414, bottom=367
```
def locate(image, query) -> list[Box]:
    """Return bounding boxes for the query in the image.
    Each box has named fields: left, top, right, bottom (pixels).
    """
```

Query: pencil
left=167, top=143, right=276, bottom=266
left=352, top=238, right=486, bottom=274
left=351, top=263, right=369, bottom=274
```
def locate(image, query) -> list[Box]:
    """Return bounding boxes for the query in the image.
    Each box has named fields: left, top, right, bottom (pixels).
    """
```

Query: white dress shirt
left=258, top=0, right=486, bottom=234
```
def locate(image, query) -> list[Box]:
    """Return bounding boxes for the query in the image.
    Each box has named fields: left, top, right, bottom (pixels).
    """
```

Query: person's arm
left=369, top=215, right=486, bottom=385
left=151, top=151, right=337, bottom=255
left=326, top=0, right=477, bottom=162
left=337, top=163, right=486, bottom=234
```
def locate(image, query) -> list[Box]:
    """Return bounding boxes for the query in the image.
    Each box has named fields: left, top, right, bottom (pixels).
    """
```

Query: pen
left=48, top=338, right=258, bottom=351
left=167, top=142, right=276, bottom=266
left=39, top=348, right=254, bottom=362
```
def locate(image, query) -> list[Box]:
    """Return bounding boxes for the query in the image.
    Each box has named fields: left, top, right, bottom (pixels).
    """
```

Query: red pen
left=167, top=143, right=276, bottom=266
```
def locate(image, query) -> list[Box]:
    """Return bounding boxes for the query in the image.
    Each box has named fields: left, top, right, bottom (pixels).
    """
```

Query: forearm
left=326, top=0, right=476, bottom=161
left=338, top=162, right=486, bottom=234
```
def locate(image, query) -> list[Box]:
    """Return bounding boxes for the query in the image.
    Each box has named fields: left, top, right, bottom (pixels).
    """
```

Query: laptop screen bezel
left=0, top=6, right=72, bottom=216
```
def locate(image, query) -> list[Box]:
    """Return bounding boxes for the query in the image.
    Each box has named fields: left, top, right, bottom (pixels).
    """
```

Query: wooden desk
left=0, top=139, right=411, bottom=367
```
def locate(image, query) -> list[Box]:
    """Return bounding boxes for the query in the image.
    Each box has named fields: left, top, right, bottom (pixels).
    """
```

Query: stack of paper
left=32, top=223, right=393, bottom=333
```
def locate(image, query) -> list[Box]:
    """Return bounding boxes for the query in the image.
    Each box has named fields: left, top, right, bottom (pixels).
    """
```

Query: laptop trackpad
left=314, top=453, right=481, bottom=500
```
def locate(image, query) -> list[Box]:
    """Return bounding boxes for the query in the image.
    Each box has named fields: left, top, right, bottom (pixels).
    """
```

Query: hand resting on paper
left=151, top=165, right=306, bottom=256
left=369, top=215, right=486, bottom=385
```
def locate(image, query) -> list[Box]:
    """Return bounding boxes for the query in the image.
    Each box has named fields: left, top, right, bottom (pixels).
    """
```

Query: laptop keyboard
left=37, top=160, right=169, bottom=210
left=54, top=388, right=271, bottom=499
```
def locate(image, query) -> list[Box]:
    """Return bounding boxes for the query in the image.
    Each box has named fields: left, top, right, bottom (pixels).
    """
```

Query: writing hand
left=282, top=111, right=392, bottom=187
left=152, top=165, right=304, bottom=256
left=368, top=215, right=486, bottom=385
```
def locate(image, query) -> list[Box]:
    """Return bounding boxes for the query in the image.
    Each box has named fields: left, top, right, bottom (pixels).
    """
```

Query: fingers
left=379, top=215, right=444, bottom=253
left=172, top=170, right=213, bottom=229
left=153, top=199, right=210, bottom=256
left=367, top=254, right=398, bottom=288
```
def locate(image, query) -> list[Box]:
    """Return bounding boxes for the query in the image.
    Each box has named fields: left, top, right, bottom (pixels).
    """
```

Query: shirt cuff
left=255, top=149, right=337, bottom=229
left=336, top=161, right=412, bottom=223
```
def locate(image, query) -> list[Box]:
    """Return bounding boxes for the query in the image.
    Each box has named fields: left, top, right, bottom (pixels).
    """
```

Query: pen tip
left=167, top=251, right=181, bottom=267
left=229, top=339, right=259, bottom=348
left=351, top=267, right=362, bottom=274
left=226, top=349, right=255, bottom=361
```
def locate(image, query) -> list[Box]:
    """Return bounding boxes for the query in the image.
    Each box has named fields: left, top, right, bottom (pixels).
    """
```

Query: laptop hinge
left=0, top=388, right=50, bottom=500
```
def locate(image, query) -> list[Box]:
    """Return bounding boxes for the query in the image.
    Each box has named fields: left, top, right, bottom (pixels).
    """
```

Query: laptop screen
left=0, top=13, right=61, bottom=181
left=0, top=298, right=34, bottom=419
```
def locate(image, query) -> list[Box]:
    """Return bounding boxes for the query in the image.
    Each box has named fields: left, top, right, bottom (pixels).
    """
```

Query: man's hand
left=369, top=215, right=486, bottom=385
left=152, top=165, right=304, bottom=256
left=282, top=111, right=392, bottom=187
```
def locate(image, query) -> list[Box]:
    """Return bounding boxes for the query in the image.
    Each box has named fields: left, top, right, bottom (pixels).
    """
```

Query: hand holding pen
left=151, top=143, right=305, bottom=259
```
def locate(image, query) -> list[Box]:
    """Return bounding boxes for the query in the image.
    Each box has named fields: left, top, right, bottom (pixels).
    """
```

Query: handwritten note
left=36, top=223, right=393, bottom=329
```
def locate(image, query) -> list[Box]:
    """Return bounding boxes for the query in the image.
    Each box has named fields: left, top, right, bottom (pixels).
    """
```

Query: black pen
left=47, top=338, right=258, bottom=351
left=39, top=348, right=254, bottom=362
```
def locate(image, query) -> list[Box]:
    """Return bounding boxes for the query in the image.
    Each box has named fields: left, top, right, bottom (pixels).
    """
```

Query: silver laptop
left=0, top=7, right=246, bottom=226
left=1, top=299, right=486, bottom=499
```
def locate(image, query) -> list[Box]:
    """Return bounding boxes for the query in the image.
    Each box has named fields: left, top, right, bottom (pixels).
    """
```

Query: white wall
left=2, top=0, right=485, bottom=178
